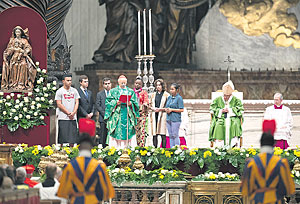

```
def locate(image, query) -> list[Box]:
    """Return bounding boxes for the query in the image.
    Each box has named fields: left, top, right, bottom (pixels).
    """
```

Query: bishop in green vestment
left=104, top=75, right=139, bottom=148
left=209, top=81, right=244, bottom=146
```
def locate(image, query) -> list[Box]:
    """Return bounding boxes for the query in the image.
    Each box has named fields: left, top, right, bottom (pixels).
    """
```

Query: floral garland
left=108, top=167, right=190, bottom=185
left=12, top=144, right=300, bottom=184
left=0, top=65, right=57, bottom=132
left=192, top=172, right=240, bottom=181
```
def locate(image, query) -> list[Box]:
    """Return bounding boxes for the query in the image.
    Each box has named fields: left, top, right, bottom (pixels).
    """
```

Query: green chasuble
left=209, top=95, right=244, bottom=145
left=104, top=86, right=139, bottom=141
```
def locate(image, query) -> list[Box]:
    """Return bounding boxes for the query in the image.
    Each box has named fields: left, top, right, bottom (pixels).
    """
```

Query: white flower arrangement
left=0, top=65, right=57, bottom=132
left=194, top=172, right=239, bottom=181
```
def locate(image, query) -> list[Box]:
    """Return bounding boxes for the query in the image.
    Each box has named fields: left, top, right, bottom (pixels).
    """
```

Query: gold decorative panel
left=189, top=181, right=249, bottom=204
left=223, top=195, right=243, bottom=204
left=195, top=195, right=215, bottom=204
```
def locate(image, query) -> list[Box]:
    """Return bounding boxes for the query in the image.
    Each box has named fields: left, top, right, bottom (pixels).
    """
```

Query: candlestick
left=138, top=11, right=141, bottom=56
left=143, top=9, right=147, bottom=55
left=149, top=9, right=152, bottom=55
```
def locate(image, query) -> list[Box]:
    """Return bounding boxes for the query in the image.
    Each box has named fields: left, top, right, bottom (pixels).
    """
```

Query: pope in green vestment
left=209, top=81, right=244, bottom=146
left=104, top=75, right=139, bottom=146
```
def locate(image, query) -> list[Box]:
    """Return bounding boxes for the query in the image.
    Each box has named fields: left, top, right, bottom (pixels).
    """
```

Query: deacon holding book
left=104, top=75, right=139, bottom=148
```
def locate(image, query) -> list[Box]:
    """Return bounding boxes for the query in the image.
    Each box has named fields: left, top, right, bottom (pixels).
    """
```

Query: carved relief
left=220, top=0, right=300, bottom=48
left=223, top=195, right=243, bottom=204
left=195, top=195, right=215, bottom=204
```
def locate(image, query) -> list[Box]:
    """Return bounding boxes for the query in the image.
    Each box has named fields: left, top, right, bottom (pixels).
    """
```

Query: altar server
left=264, top=93, right=293, bottom=149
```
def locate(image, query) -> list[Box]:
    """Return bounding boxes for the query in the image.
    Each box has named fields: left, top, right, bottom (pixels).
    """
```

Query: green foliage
left=12, top=144, right=300, bottom=184
left=108, top=167, right=190, bottom=186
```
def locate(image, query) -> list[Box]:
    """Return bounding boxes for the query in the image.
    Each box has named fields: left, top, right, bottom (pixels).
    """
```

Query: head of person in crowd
left=55, top=167, right=63, bottom=181
left=222, top=81, right=234, bottom=102
left=78, top=118, right=96, bottom=156
left=170, top=83, right=180, bottom=97
left=62, top=73, right=72, bottom=89
left=1, top=176, right=13, bottom=190
left=45, top=163, right=57, bottom=180
left=154, top=78, right=165, bottom=93
left=23, top=164, right=35, bottom=179
left=118, top=75, right=127, bottom=89
left=103, top=77, right=112, bottom=91
left=5, top=165, right=16, bottom=183
left=273, top=93, right=283, bottom=107
left=79, top=75, right=89, bottom=90
left=15, top=167, right=26, bottom=184
left=134, top=77, right=143, bottom=90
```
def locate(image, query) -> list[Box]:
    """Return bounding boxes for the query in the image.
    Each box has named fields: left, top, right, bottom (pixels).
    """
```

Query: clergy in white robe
left=264, top=93, right=293, bottom=149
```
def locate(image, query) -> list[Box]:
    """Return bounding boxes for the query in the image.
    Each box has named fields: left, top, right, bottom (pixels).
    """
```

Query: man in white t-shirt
left=55, top=74, right=80, bottom=143
left=264, top=93, right=293, bottom=149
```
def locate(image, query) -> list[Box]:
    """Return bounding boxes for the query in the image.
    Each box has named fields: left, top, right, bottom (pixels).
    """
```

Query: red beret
left=262, top=119, right=276, bottom=135
left=23, top=164, right=35, bottom=174
left=78, top=118, right=96, bottom=137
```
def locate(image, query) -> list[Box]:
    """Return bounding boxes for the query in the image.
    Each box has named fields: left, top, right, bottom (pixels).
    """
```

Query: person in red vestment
left=23, top=164, right=38, bottom=188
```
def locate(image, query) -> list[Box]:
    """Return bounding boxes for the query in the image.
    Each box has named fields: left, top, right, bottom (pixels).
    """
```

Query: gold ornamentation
left=293, top=159, right=300, bottom=171
left=195, top=195, right=214, bottom=204
left=132, top=156, right=144, bottom=170
left=118, top=150, right=131, bottom=168
left=38, top=150, right=69, bottom=175
left=224, top=195, right=242, bottom=204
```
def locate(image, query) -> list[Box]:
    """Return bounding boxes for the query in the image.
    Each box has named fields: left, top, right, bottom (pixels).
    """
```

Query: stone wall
left=77, top=64, right=300, bottom=100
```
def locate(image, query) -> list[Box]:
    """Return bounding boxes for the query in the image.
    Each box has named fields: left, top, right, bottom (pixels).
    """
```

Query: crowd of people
left=0, top=119, right=115, bottom=203
left=55, top=74, right=186, bottom=149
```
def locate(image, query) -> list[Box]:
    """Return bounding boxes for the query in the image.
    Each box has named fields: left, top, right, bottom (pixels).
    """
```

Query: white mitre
left=222, top=81, right=235, bottom=95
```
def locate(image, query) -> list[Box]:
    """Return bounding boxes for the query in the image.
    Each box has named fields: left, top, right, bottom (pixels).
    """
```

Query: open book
left=119, top=95, right=131, bottom=103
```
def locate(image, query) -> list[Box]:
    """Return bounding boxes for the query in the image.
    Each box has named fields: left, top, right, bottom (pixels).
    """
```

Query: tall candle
left=149, top=9, right=152, bottom=55
left=143, top=9, right=147, bottom=55
left=138, top=11, right=141, bottom=56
